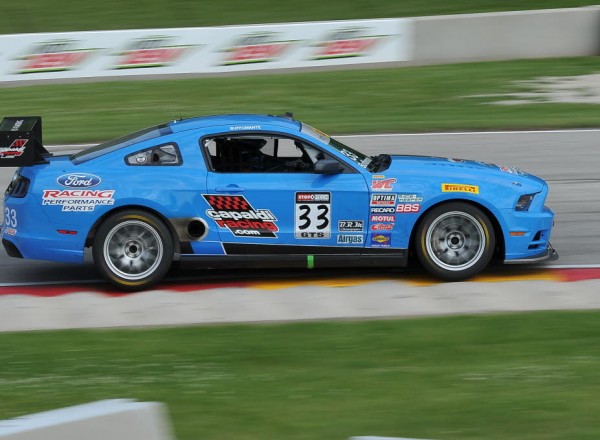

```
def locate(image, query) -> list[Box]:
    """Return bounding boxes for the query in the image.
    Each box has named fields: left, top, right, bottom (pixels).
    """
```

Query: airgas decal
left=203, top=194, right=278, bottom=238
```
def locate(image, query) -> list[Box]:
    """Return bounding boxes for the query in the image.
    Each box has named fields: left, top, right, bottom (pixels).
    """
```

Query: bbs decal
left=295, top=192, right=331, bottom=239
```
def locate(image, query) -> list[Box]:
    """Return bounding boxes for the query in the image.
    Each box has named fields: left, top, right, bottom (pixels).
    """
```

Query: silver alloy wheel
left=103, top=219, right=164, bottom=280
left=425, top=211, right=486, bottom=271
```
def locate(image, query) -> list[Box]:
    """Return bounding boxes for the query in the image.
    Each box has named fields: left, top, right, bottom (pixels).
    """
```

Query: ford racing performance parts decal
left=203, top=194, right=278, bottom=238
left=441, top=183, right=479, bottom=194
left=56, top=173, right=101, bottom=188
left=42, top=189, right=115, bottom=212
left=295, top=192, right=331, bottom=239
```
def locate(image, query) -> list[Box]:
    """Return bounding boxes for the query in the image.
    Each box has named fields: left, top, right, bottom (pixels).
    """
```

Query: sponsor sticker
left=0, top=139, right=28, bottom=159
left=370, top=206, right=396, bottom=214
left=371, top=177, right=397, bottom=192
left=441, top=183, right=479, bottom=194
left=370, top=233, right=391, bottom=248
left=396, top=203, right=420, bottom=213
left=337, top=234, right=364, bottom=245
left=204, top=194, right=278, bottom=238
left=4, top=227, right=17, bottom=236
left=397, top=193, right=423, bottom=203
left=230, top=125, right=262, bottom=131
left=42, top=189, right=115, bottom=212
left=295, top=192, right=331, bottom=239
left=370, top=223, right=394, bottom=231
left=338, top=220, right=364, bottom=232
left=370, top=214, right=395, bottom=223
left=57, top=173, right=101, bottom=188
left=370, top=194, right=397, bottom=207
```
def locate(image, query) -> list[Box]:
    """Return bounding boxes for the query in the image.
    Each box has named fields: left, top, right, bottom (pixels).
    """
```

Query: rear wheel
left=416, top=202, right=495, bottom=281
left=93, top=210, right=173, bottom=291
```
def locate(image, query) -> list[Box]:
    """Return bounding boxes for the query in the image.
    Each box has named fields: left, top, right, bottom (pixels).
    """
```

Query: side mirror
left=314, top=159, right=343, bottom=175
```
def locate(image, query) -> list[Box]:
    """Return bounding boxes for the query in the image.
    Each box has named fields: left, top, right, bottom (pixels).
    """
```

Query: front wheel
left=415, top=202, right=495, bottom=281
left=93, top=210, right=173, bottom=291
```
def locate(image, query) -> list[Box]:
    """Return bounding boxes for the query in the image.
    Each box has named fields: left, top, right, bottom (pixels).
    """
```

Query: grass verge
left=1, top=0, right=596, bottom=34
left=1, top=57, right=599, bottom=143
left=1, top=311, right=600, bottom=440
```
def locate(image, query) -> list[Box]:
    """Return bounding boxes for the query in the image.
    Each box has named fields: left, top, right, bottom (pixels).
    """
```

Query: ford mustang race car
left=1, top=114, right=557, bottom=290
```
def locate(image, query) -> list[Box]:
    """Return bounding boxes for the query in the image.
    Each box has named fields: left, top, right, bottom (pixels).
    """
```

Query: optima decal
left=441, top=183, right=480, bottom=194
left=203, top=194, right=278, bottom=238
left=42, top=189, right=115, bottom=212
left=370, top=194, right=397, bottom=206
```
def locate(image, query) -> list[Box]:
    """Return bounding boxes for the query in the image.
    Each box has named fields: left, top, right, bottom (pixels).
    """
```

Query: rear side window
left=126, top=143, right=181, bottom=166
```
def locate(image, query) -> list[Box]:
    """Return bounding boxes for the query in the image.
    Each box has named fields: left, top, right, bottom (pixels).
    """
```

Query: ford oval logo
left=57, top=173, right=102, bottom=188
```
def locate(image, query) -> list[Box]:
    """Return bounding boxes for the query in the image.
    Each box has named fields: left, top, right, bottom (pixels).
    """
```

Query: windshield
left=300, top=122, right=373, bottom=169
left=71, top=123, right=173, bottom=164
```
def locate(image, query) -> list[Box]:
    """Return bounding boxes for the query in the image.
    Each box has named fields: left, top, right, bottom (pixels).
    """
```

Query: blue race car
left=1, top=114, right=557, bottom=290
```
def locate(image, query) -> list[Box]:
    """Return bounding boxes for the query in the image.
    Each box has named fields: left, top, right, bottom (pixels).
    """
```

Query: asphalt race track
left=0, top=129, right=599, bottom=331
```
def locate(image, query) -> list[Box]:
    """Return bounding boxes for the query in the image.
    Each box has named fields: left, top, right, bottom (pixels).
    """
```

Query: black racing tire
left=92, top=209, right=173, bottom=291
left=415, top=202, right=495, bottom=281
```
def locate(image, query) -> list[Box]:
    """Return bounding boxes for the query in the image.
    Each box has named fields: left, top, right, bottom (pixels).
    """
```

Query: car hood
left=384, top=155, right=546, bottom=192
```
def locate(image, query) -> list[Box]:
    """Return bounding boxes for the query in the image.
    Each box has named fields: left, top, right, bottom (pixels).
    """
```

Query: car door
left=201, top=132, right=369, bottom=255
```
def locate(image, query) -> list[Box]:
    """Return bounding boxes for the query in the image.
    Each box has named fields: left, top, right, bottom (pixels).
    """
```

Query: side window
left=126, top=143, right=181, bottom=166
left=202, top=134, right=336, bottom=173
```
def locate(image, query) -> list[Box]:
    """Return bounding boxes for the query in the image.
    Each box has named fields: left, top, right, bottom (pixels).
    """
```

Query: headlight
left=515, top=193, right=535, bottom=211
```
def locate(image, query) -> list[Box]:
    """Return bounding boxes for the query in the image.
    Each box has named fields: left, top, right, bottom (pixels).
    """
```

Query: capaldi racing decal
left=42, top=189, right=115, bottom=212
left=203, top=194, right=278, bottom=238
left=0, top=139, right=28, bottom=159
left=295, top=192, right=331, bottom=239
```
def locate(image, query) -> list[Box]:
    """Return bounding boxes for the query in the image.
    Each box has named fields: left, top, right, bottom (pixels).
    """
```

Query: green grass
left=1, top=57, right=599, bottom=143
left=0, top=0, right=596, bottom=34
left=1, top=311, right=600, bottom=439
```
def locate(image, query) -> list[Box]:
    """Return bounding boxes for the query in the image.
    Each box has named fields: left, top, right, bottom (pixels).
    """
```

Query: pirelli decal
left=441, top=183, right=479, bottom=194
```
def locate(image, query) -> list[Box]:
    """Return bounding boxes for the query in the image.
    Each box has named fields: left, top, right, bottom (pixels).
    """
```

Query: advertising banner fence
left=0, top=19, right=413, bottom=83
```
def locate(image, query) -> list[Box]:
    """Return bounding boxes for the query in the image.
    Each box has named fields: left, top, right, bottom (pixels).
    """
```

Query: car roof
left=167, top=114, right=302, bottom=134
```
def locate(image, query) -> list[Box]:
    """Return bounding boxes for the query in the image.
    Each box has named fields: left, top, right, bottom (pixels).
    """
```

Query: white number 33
left=4, top=208, right=17, bottom=228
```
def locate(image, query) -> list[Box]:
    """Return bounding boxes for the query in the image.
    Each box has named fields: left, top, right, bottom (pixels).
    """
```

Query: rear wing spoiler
left=0, top=116, right=51, bottom=166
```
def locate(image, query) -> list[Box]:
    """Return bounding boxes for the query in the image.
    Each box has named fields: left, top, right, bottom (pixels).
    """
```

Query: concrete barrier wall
left=413, top=7, right=600, bottom=65
left=0, top=400, right=174, bottom=440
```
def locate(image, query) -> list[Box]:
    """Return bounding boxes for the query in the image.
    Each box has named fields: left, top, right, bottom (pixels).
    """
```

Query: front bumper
left=504, top=242, right=558, bottom=264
